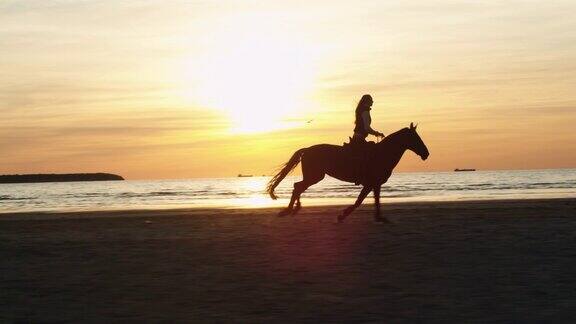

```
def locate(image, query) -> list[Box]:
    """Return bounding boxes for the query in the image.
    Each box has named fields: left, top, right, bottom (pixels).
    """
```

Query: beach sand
left=1, top=198, right=575, bottom=322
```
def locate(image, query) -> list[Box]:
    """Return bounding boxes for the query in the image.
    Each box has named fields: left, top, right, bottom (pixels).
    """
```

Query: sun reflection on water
left=232, top=177, right=284, bottom=209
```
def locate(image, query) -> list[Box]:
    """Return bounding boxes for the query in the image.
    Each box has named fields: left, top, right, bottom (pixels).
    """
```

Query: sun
left=180, top=15, right=319, bottom=134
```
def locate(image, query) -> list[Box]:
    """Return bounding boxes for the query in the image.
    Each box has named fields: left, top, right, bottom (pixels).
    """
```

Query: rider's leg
left=350, top=137, right=369, bottom=185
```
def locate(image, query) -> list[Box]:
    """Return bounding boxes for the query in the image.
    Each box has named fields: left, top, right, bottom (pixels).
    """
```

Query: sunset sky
left=1, top=0, right=575, bottom=179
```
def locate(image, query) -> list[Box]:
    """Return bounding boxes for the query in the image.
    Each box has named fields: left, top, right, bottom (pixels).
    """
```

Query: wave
left=2, top=169, right=575, bottom=213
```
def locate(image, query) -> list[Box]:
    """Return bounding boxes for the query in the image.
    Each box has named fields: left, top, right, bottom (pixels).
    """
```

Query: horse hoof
left=374, top=217, right=391, bottom=224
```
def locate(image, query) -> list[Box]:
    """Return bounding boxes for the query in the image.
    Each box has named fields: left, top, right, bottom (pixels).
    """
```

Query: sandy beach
left=1, top=198, right=575, bottom=322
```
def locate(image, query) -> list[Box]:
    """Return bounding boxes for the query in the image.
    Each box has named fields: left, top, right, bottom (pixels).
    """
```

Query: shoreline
left=1, top=197, right=574, bottom=221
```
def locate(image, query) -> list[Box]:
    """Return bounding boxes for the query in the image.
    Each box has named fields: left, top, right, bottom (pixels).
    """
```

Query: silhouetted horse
left=267, top=123, right=429, bottom=223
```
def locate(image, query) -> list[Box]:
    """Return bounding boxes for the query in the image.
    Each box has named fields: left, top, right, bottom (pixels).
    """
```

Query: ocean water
left=0, top=169, right=575, bottom=213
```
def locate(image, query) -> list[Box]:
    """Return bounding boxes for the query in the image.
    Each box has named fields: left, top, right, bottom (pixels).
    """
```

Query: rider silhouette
left=352, top=94, right=385, bottom=144
left=349, top=94, right=385, bottom=184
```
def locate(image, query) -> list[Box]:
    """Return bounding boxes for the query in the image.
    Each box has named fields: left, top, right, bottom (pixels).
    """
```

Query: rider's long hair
left=354, top=94, right=372, bottom=130
left=355, top=94, right=372, bottom=114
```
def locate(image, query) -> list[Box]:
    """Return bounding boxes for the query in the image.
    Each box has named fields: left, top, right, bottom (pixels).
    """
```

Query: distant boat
left=237, top=174, right=254, bottom=177
left=454, top=168, right=476, bottom=172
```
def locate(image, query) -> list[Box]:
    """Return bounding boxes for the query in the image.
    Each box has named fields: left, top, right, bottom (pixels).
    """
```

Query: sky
left=1, top=0, right=575, bottom=179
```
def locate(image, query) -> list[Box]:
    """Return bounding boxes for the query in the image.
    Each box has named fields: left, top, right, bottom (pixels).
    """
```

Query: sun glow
left=234, top=177, right=282, bottom=208
left=181, top=15, right=319, bottom=134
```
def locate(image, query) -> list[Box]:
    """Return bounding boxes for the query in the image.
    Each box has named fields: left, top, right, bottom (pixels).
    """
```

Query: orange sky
left=1, top=1, right=575, bottom=179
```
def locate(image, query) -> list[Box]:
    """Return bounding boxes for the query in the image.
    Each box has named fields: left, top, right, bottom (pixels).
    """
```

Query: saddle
left=343, top=137, right=376, bottom=155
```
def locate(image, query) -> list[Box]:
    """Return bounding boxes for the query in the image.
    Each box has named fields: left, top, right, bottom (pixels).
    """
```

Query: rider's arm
left=362, top=111, right=385, bottom=137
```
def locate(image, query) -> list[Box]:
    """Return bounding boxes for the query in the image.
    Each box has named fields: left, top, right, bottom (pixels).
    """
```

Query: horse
left=266, top=123, right=429, bottom=223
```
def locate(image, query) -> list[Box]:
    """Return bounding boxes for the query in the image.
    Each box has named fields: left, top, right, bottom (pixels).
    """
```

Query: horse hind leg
left=290, top=182, right=306, bottom=215
left=278, top=156, right=324, bottom=217
left=293, top=194, right=302, bottom=214
left=293, top=170, right=325, bottom=214
left=295, top=156, right=327, bottom=212
left=285, top=176, right=324, bottom=217
left=278, top=183, right=297, bottom=216
left=277, top=181, right=307, bottom=217
left=278, top=181, right=306, bottom=217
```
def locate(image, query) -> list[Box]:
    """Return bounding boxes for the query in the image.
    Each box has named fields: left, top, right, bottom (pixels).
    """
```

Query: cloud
left=1, top=0, right=576, bottom=176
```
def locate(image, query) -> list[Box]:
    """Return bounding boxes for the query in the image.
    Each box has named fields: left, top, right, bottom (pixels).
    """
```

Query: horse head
left=406, top=122, right=429, bottom=160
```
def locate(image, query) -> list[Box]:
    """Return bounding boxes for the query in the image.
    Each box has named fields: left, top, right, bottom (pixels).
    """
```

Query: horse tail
left=266, top=148, right=306, bottom=200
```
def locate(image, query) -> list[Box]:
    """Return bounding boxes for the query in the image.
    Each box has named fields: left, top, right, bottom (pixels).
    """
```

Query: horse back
left=301, top=144, right=358, bottom=182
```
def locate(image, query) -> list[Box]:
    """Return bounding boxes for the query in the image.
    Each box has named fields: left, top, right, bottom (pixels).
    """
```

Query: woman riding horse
left=267, top=123, right=429, bottom=223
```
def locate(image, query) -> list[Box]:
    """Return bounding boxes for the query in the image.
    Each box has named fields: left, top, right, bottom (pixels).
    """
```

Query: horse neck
left=377, top=133, right=409, bottom=169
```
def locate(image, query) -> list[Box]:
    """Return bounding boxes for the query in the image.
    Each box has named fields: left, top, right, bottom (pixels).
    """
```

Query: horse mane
left=378, top=127, right=410, bottom=146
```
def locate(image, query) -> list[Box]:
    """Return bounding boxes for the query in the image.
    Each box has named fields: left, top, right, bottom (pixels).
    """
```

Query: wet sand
left=1, top=198, right=575, bottom=322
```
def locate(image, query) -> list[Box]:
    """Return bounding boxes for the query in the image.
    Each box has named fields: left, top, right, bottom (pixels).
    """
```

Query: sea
left=0, top=169, right=575, bottom=213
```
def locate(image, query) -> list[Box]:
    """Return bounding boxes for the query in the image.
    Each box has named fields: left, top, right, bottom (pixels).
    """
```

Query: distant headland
left=0, top=173, right=124, bottom=184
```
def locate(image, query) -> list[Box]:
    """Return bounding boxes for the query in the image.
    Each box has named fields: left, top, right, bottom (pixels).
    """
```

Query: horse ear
left=414, top=123, right=418, bottom=130
left=410, top=122, right=414, bottom=130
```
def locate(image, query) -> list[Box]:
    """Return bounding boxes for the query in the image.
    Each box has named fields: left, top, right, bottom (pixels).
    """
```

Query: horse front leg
left=338, top=186, right=372, bottom=223
left=373, top=185, right=390, bottom=223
